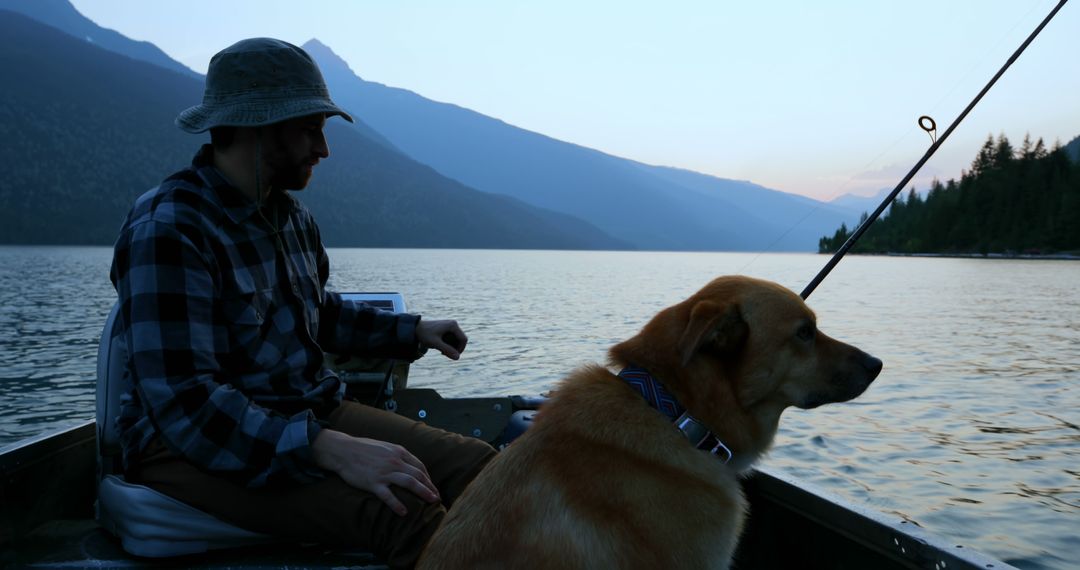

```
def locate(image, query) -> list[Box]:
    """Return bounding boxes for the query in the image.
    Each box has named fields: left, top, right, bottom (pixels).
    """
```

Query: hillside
left=0, top=9, right=196, bottom=244
left=313, top=122, right=630, bottom=249
left=0, top=0, right=199, bottom=79
left=0, top=10, right=626, bottom=249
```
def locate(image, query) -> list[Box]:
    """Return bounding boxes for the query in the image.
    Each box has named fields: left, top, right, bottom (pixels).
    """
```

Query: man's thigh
left=128, top=402, right=494, bottom=567
left=132, top=440, right=438, bottom=564
left=327, top=400, right=496, bottom=505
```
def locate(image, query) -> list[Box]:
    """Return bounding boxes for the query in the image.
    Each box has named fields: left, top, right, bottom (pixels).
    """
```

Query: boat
left=0, top=293, right=1017, bottom=569
left=0, top=404, right=1019, bottom=569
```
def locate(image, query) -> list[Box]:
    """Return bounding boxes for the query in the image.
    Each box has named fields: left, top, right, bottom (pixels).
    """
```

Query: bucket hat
left=176, top=38, right=353, bottom=133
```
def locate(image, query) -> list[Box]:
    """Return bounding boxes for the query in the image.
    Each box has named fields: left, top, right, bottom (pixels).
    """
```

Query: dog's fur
left=417, top=276, right=882, bottom=570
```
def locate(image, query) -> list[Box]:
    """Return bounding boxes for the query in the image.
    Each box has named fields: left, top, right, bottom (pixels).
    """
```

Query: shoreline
left=879, top=252, right=1080, bottom=261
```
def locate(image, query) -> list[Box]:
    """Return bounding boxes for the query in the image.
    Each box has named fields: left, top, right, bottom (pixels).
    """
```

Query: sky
left=69, top=0, right=1080, bottom=202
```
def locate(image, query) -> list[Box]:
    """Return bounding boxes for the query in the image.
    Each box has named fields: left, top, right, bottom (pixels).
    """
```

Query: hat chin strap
left=254, top=128, right=260, bottom=203
left=254, top=128, right=279, bottom=238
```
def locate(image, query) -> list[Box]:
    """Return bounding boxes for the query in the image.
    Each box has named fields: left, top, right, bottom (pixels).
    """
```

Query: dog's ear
left=678, top=300, right=747, bottom=366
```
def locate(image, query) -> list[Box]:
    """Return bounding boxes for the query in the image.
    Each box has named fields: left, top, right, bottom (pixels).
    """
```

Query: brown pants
left=129, top=400, right=496, bottom=569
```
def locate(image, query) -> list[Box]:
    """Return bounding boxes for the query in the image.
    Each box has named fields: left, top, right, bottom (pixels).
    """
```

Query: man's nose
left=314, top=133, right=329, bottom=159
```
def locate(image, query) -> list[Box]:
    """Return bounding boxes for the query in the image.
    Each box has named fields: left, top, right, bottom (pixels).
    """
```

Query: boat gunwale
left=745, top=464, right=1017, bottom=569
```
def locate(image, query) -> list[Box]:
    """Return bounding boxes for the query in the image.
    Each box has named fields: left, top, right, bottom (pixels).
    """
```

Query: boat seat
left=95, top=292, right=411, bottom=558
left=95, top=301, right=275, bottom=557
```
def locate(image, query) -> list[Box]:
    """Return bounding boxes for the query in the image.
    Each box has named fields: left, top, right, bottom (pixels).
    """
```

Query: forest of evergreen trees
left=819, top=134, right=1080, bottom=255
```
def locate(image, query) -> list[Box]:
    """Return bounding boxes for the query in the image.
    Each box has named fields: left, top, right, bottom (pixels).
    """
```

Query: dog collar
left=617, top=366, right=686, bottom=420
left=674, top=412, right=733, bottom=464
left=617, top=367, right=732, bottom=464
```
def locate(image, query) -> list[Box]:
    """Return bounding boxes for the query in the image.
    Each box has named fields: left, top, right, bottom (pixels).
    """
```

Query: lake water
left=1, top=246, right=1077, bottom=569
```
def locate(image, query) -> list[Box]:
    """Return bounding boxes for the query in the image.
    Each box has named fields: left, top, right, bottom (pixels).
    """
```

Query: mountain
left=312, top=123, right=627, bottom=249
left=1, top=0, right=406, bottom=157
left=0, top=10, right=626, bottom=250
left=1065, top=135, right=1080, bottom=162
left=0, top=0, right=199, bottom=79
left=305, top=40, right=860, bottom=251
left=829, top=187, right=891, bottom=217
left=0, top=9, right=196, bottom=244
left=635, top=164, right=862, bottom=249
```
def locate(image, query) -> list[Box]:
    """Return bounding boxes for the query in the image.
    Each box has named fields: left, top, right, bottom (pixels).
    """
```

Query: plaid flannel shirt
left=110, top=145, right=420, bottom=487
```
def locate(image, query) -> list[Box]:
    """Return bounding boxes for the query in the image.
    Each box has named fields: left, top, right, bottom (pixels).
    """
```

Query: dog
left=417, top=276, right=882, bottom=570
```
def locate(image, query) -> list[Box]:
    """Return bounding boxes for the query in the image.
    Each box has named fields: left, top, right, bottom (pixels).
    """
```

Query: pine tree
left=818, top=132, right=1080, bottom=255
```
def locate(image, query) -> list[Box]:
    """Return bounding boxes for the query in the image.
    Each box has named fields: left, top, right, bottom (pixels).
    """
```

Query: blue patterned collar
left=618, top=366, right=732, bottom=464
left=618, top=366, right=686, bottom=420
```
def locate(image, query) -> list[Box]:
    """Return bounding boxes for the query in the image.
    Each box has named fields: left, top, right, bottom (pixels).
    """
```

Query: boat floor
left=4, top=519, right=388, bottom=569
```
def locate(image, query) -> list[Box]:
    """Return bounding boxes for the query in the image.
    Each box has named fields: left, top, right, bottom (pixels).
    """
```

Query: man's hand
left=416, top=319, right=468, bottom=360
left=312, top=429, right=439, bottom=516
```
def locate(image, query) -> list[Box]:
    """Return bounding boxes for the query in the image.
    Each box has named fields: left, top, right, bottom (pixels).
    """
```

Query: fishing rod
left=800, top=0, right=1069, bottom=300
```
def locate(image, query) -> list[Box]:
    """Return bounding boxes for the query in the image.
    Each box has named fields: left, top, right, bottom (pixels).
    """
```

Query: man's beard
left=262, top=132, right=315, bottom=191
left=273, top=161, right=313, bottom=191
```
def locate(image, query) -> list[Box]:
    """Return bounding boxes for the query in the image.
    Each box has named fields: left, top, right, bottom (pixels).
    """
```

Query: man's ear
left=677, top=300, right=747, bottom=366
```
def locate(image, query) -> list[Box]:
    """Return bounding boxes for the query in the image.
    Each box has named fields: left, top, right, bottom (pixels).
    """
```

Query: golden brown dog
left=418, top=276, right=882, bottom=570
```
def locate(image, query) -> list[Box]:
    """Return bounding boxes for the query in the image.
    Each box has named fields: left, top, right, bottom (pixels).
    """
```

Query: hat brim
left=176, top=98, right=354, bottom=133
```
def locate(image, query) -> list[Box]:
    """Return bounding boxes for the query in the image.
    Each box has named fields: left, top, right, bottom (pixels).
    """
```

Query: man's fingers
left=436, top=330, right=467, bottom=360
left=389, top=472, right=440, bottom=504
left=324, top=436, right=443, bottom=515
left=441, top=330, right=467, bottom=353
left=375, top=485, right=408, bottom=517
left=417, top=320, right=468, bottom=360
left=382, top=447, right=438, bottom=505
left=398, top=450, right=435, bottom=485
left=437, top=343, right=461, bottom=360
left=394, top=459, right=439, bottom=500
left=371, top=473, right=440, bottom=518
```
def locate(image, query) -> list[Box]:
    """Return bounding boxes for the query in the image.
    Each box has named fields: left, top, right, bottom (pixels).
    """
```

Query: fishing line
left=799, top=0, right=1069, bottom=301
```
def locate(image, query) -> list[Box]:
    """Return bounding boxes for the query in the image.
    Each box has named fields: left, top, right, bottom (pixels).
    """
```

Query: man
left=110, top=38, right=494, bottom=568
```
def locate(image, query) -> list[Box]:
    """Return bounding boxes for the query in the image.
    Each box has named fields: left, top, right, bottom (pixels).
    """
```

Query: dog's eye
left=796, top=323, right=816, bottom=342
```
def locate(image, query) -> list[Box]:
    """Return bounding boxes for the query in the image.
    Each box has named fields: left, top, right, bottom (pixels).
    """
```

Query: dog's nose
left=860, top=352, right=883, bottom=379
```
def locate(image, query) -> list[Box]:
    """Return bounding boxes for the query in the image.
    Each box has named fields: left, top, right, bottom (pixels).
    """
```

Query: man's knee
left=376, top=489, right=448, bottom=569
left=438, top=436, right=496, bottom=507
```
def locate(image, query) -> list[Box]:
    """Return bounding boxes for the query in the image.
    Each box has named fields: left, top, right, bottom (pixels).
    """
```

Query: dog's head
left=610, top=276, right=881, bottom=443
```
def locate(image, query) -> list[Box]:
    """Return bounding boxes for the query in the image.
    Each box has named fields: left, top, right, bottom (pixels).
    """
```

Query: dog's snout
left=859, top=352, right=883, bottom=379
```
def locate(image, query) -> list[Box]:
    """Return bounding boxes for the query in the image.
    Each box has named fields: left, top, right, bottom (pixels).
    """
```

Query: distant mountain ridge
left=0, top=10, right=626, bottom=250
left=829, top=188, right=891, bottom=217
left=0, top=0, right=403, bottom=154
left=304, top=39, right=862, bottom=251
left=1066, top=135, right=1080, bottom=162
left=0, top=0, right=199, bottom=79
